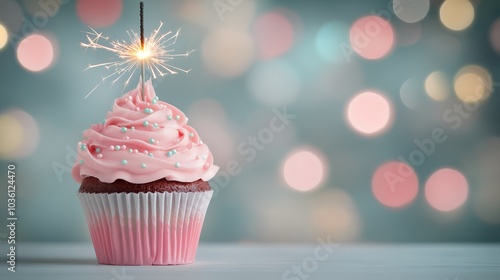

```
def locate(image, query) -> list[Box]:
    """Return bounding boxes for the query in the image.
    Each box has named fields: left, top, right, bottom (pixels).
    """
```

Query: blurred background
left=0, top=0, right=499, bottom=243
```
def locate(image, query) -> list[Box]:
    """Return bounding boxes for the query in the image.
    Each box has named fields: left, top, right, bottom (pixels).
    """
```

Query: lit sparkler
left=81, top=2, right=193, bottom=99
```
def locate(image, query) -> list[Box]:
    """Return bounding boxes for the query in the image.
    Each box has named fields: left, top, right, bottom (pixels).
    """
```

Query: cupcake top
left=72, top=80, right=219, bottom=184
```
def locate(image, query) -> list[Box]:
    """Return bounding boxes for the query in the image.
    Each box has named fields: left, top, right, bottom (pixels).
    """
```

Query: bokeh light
left=248, top=60, right=300, bottom=106
left=202, top=27, right=254, bottom=77
left=0, top=0, right=23, bottom=34
left=454, top=65, right=492, bottom=103
left=279, top=8, right=303, bottom=41
left=311, top=189, right=361, bottom=241
left=0, top=109, right=39, bottom=159
left=425, top=71, right=450, bottom=101
left=425, top=168, right=469, bottom=212
left=16, top=34, right=54, bottom=72
left=0, top=24, right=7, bottom=50
left=400, top=78, right=426, bottom=111
left=489, top=19, right=500, bottom=54
left=282, top=149, right=326, bottom=192
left=346, top=91, right=393, bottom=136
left=439, top=0, right=475, bottom=31
left=7, top=109, right=39, bottom=158
left=372, top=161, right=419, bottom=208
left=0, top=114, right=23, bottom=158
left=393, top=0, right=430, bottom=23
left=350, top=15, right=395, bottom=60
left=76, top=0, right=122, bottom=28
left=316, top=22, right=349, bottom=62
left=177, top=0, right=205, bottom=25
left=252, top=10, right=294, bottom=60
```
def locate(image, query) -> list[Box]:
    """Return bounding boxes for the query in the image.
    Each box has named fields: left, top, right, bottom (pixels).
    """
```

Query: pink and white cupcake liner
left=78, top=190, right=213, bottom=265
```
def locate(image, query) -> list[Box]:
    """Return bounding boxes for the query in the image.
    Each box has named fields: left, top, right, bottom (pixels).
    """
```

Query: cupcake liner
left=78, top=190, right=213, bottom=265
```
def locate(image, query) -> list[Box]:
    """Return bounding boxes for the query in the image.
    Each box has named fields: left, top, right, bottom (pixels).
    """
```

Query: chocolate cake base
left=79, top=176, right=212, bottom=194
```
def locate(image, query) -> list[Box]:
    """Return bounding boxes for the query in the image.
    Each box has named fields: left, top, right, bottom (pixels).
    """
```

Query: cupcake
left=72, top=80, right=218, bottom=265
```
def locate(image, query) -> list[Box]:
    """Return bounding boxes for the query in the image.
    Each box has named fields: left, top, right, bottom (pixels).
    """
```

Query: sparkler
left=81, top=2, right=194, bottom=100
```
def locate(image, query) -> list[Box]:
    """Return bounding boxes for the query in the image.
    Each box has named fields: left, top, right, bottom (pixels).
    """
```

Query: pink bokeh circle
left=346, top=91, right=393, bottom=136
left=252, top=11, right=294, bottom=59
left=372, top=161, right=419, bottom=208
left=16, top=34, right=54, bottom=72
left=77, top=0, right=122, bottom=27
left=425, top=168, right=469, bottom=212
left=283, top=150, right=326, bottom=192
left=350, top=15, right=395, bottom=60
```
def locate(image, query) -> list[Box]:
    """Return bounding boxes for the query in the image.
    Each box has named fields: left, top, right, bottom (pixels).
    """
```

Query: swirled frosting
left=72, top=80, right=219, bottom=184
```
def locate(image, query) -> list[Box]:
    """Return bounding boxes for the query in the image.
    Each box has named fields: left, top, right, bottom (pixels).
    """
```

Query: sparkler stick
left=140, top=2, right=145, bottom=100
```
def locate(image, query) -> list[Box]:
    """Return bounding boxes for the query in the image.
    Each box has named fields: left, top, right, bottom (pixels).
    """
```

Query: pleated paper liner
left=78, top=190, right=213, bottom=265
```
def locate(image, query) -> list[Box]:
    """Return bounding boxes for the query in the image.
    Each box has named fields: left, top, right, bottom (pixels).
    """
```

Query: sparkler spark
left=81, top=22, right=194, bottom=99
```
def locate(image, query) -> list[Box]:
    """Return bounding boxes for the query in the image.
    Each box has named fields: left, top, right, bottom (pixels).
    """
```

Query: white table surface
left=1, top=243, right=499, bottom=280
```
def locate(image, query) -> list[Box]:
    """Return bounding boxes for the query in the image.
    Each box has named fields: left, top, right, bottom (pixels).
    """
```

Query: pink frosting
left=72, top=80, right=219, bottom=184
